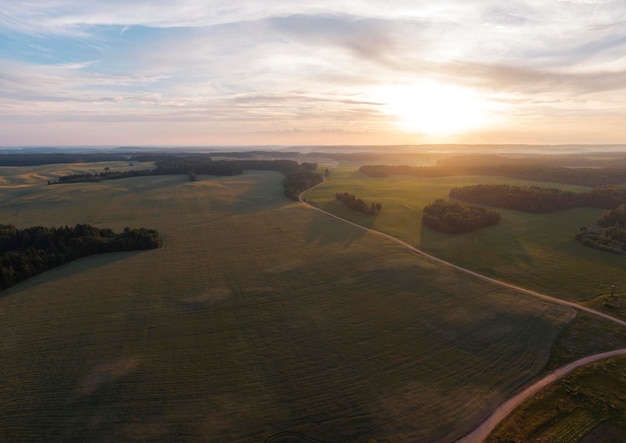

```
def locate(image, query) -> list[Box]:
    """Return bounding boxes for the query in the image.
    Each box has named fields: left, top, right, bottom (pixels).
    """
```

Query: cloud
left=446, top=61, right=626, bottom=95
left=1, top=1, right=626, bottom=145
left=57, top=61, right=96, bottom=69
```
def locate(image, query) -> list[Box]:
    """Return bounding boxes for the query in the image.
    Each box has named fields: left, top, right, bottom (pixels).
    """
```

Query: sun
left=377, top=82, right=493, bottom=137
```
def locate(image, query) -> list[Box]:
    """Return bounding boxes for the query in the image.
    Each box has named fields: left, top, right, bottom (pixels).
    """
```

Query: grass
left=0, top=167, right=576, bottom=442
left=305, top=166, right=626, bottom=310
left=546, top=312, right=626, bottom=371
left=485, top=356, right=626, bottom=443
left=305, top=164, right=626, bottom=442
left=0, top=161, right=154, bottom=187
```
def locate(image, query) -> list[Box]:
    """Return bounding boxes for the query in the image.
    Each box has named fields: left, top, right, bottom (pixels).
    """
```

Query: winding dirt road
left=303, top=198, right=626, bottom=328
left=455, top=348, right=626, bottom=442
left=299, top=189, right=626, bottom=442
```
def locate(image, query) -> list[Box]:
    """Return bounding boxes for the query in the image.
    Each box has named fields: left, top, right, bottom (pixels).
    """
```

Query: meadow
left=304, top=166, right=626, bottom=309
left=304, top=162, right=626, bottom=441
left=0, top=163, right=578, bottom=442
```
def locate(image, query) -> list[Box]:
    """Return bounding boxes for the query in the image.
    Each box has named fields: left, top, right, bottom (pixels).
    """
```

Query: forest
left=449, top=184, right=626, bottom=213
left=422, top=199, right=501, bottom=234
left=576, top=204, right=626, bottom=254
left=0, top=224, right=161, bottom=291
left=335, top=192, right=382, bottom=215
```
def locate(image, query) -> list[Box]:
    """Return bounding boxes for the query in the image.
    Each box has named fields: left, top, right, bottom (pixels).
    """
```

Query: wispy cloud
left=1, top=1, right=625, bottom=145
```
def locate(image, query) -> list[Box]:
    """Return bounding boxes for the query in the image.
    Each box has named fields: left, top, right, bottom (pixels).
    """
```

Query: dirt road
left=299, top=192, right=626, bottom=442
left=302, top=198, right=626, bottom=328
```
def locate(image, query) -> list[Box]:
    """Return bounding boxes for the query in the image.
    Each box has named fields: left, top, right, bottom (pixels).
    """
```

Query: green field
left=304, top=166, right=626, bottom=308
left=304, top=163, right=626, bottom=441
left=0, top=165, right=579, bottom=442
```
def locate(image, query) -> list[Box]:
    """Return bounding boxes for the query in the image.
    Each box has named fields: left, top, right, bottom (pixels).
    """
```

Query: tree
left=422, top=199, right=501, bottom=233
left=335, top=192, right=382, bottom=215
left=0, top=224, right=162, bottom=291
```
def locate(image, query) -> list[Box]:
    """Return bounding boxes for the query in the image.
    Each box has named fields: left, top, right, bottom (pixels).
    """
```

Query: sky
left=1, top=0, right=625, bottom=147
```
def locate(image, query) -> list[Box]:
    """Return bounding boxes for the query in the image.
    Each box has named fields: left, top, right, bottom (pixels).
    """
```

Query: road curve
left=455, top=348, right=626, bottom=442
left=299, top=188, right=626, bottom=442
left=299, top=196, right=626, bottom=329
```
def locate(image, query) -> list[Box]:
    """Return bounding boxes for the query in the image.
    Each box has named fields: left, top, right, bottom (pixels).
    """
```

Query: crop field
left=304, top=166, right=626, bottom=306
left=0, top=165, right=577, bottom=442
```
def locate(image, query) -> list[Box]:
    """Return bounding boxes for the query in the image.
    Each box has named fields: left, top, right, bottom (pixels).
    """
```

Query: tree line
left=157, top=157, right=321, bottom=200
left=0, top=153, right=130, bottom=166
left=153, top=157, right=244, bottom=176
left=335, top=192, right=382, bottom=215
left=449, top=184, right=626, bottom=213
left=52, top=156, right=323, bottom=201
left=422, top=199, right=501, bottom=234
left=359, top=164, right=443, bottom=178
left=0, top=224, right=161, bottom=291
left=359, top=163, right=626, bottom=188
left=575, top=204, right=626, bottom=254
left=55, top=169, right=155, bottom=184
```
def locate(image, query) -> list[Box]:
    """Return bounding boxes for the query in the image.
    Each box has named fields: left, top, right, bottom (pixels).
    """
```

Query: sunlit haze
left=1, top=1, right=625, bottom=146
left=374, top=82, right=499, bottom=138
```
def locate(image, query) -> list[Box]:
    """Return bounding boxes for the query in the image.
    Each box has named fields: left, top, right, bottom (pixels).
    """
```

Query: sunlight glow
left=377, top=82, right=494, bottom=136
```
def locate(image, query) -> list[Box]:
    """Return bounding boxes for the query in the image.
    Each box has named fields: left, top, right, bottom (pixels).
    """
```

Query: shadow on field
left=304, top=210, right=369, bottom=248
left=193, top=171, right=288, bottom=214
left=0, top=250, right=146, bottom=299
left=418, top=223, right=534, bottom=269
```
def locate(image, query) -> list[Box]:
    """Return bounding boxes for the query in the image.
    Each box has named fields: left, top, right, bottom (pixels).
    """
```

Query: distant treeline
left=0, top=224, right=161, bottom=291
left=52, top=156, right=323, bottom=201
left=576, top=204, right=626, bottom=254
left=422, top=199, right=501, bottom=234
left=0, top=153, right=130, bottom=166
left=56, top=169, right=154, bottom=184
left=449, top=184, right=626, bottom=213
left=153, top=157, right=317, bottom=176
left=359, top=162, right=626, bottom=188
left=153, top=157, right=245, bottom=176
left=335, top=192, right=382, bottom=215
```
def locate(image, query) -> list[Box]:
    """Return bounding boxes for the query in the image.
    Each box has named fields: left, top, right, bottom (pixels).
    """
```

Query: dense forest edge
left=0, top=224, right=161, bottom=291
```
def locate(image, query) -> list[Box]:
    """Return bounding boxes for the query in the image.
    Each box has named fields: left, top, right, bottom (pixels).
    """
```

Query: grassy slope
left=0, top=168, right=573, bottom=442
left=305, top=165, right=626, bottom=442
left=305, top=167, right=626, bottom=306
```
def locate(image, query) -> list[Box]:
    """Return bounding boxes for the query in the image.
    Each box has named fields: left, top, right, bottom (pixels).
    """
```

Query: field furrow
left=0, top=171, right=581, bottom=442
